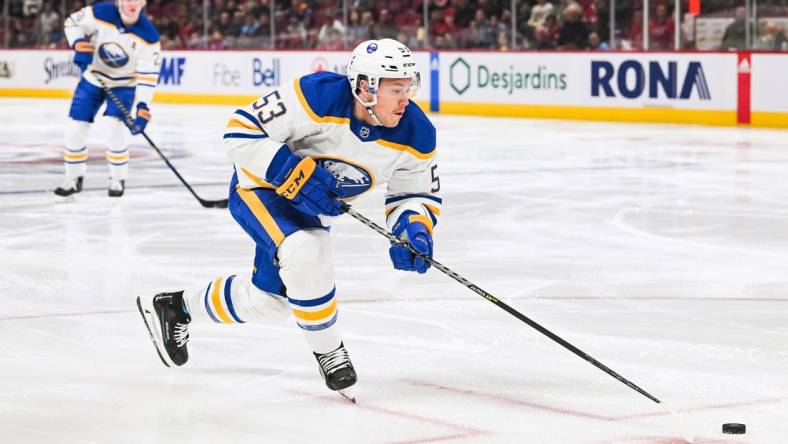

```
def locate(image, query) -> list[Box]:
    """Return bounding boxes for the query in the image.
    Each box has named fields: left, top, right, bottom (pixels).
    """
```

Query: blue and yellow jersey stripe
left=224, top=109, right=268, bottom=140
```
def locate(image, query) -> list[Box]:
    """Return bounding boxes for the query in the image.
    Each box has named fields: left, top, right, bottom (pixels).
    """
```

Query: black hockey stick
left=342, top=204, right=662, bottom=405
left=91, top=72, right=228, bottom=209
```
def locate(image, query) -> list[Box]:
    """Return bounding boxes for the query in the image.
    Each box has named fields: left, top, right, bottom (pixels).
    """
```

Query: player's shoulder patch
left=380, top=103, right=436, bottom=157
left=130, top=13, right=160, bottom=44
left=92, top=2, right=120, bottom=25
left=295, top=72, right=353, bottom=123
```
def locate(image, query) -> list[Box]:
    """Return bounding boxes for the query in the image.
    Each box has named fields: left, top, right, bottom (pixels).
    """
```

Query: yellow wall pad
left=0, top=88, right=73, bottom=99
left=751, top=112, right=788, bottom=129
left=440, top=102, right=738, bottom=127
left=3, top=89, right=772, bottom=129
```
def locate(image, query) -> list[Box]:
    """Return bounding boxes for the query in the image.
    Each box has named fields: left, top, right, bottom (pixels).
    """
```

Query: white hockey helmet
left=347, top=39, right=420, bottom=107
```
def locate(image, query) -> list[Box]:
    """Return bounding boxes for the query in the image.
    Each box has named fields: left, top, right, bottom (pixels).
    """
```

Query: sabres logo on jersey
left=98, top=42, right=129, bottom=68
left=317, top=158, right=372, bottom=197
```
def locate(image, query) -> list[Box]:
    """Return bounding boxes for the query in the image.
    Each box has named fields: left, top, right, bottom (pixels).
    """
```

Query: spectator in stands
left=497, top=30, right=510, bottom=51
left=528, top=0, right=554, bottom=29
left=755, top=21, right=787, bottom=50
left=316, top=27, right=344, bottom=50
left=452, top=0, right=476, bottom=29
left=543, top=13, right=561, bottom=42
left=187, top=31, right=207, bottom=48
left=497, top=8, right=512, bottom=37
left=284, top=15, right=308, bottom=48
left=208, top=29, right=226, bottom=49
left=579, top=0, right=597, bottom=27
left=24, top=0, right=43, bottom=16
left=469, top=8, right=495, bottom=48
left=649, top=4, right=674, bottom=50
left=588, top=31, right=610, bottom=50
left=253, top=12, right=272, bottom=45
left=345, top=9, right=369, bottom=47
left=477, top=0, right=502, bottom=22
left=429, top=8, right=454, bottom=40
left=532, top=25, right=556, bottom=50
left=215, top=11, right=235, bottom=38
left=318, top=8, right=346, bottom=43
left=557, top=2, right=587, bottom=49
left=361, top=10, right=377, bottom=34
left=372, top=8, right=397, bottom=40
left=720, top=6, right=747, bottom=50
left=37, top=1, right=61, bottom=46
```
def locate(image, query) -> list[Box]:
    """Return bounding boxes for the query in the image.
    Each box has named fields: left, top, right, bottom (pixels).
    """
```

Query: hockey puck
left=722, top=423, right=746, bottom=434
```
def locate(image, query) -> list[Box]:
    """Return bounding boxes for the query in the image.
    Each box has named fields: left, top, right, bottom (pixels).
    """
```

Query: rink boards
left=0, top=49, right=785, bottom=128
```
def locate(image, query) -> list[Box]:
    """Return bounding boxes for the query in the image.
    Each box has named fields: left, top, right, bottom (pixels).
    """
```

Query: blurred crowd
left=2, top=0, right=787, bottom=50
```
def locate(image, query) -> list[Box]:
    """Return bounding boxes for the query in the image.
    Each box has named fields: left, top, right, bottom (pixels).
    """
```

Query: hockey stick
left=342, top=204, right=663, bottom=405
left=91, top=72, right=228, bottom=209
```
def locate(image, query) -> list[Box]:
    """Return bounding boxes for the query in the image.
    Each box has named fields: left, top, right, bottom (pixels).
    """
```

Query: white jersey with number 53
left=223, top=71, right=442, bottom=232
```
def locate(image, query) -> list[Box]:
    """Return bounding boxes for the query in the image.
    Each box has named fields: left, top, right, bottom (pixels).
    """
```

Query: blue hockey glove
left=130, top=103, right=150, bottom=135
left=267, top=148, right=345, bottom=218
left=72, top=38, right=94, bottom=73
left=389, top=211, right=433, bottom=274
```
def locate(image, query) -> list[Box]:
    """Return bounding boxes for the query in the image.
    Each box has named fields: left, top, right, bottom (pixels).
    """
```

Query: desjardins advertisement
left=449, top=57, right=568, bottom=96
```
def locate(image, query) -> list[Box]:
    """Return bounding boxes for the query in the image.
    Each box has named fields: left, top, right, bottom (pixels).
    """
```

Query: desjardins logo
left=450, top=57, right=567, bottom=95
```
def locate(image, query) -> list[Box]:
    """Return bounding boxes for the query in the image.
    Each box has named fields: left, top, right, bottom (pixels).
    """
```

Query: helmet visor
left=375, top=72, right=420, bottom=100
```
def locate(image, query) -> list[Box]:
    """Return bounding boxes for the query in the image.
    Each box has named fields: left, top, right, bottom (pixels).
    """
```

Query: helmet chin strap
left=352, top=90, right=383, bottom=127
left=364, top=104, right=383, bottom=127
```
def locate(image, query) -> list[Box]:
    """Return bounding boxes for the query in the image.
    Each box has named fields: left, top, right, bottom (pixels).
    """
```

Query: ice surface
left=1, top=98, right=787, bottom=443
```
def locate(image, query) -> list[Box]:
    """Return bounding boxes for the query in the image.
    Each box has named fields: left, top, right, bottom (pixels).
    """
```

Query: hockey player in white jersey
left=55, top=0, right=160, bottom=199
left=137, top=39, right=441, bottom=397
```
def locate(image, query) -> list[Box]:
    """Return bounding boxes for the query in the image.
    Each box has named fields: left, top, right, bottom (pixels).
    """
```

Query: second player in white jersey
left=55, top=0, right=160, bottom=199
left=137, top=39, right=442, bottom=399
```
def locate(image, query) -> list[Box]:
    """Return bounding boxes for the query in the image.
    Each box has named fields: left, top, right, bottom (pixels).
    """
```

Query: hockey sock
left=106, top=118, right=128, bottom=180
left=185, top=274, right=289, bottom=324
left=278, top=228, right=343, bottom=354
left=63, top=120, right=90, bottom=178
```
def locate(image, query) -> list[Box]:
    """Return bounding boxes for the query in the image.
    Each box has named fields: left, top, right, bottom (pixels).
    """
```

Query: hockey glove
left=267, top=148, right=345, bottom=218
left=131, top=103, right=151, bottom=135
left=389, top=211, right=433, bottom=274
left=72, top=38, right=94, bottom=73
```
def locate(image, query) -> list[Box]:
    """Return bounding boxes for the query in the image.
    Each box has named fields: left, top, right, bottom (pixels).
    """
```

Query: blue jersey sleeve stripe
left=223, top=133, right=268, bottom=140
left=234, top=109, right=264, bottom=131
left=385, top=194, right=443, bottom=205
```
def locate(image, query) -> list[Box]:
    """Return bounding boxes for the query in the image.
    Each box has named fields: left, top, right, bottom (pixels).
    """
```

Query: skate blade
left=136, top=297, right=173, bottom=368
left=338, top=388, right=356, bottom=403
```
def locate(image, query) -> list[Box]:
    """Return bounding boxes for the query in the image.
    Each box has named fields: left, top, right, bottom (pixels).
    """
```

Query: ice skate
left=54, top=176, right=83, bottom=201
left=314, top=342, right=357, bottom=401
left=136, top=291, right=191, bottom=367
left=108, top=178, right=125, bottom=197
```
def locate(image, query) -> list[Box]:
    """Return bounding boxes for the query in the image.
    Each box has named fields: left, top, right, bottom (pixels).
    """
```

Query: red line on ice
left=288, top=389, right=489, bottom=444
left=404, top=379, right=788, bottom=422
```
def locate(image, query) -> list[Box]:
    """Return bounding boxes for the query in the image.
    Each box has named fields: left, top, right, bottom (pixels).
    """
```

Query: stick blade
left=201, top=199, right=228, bottom=209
